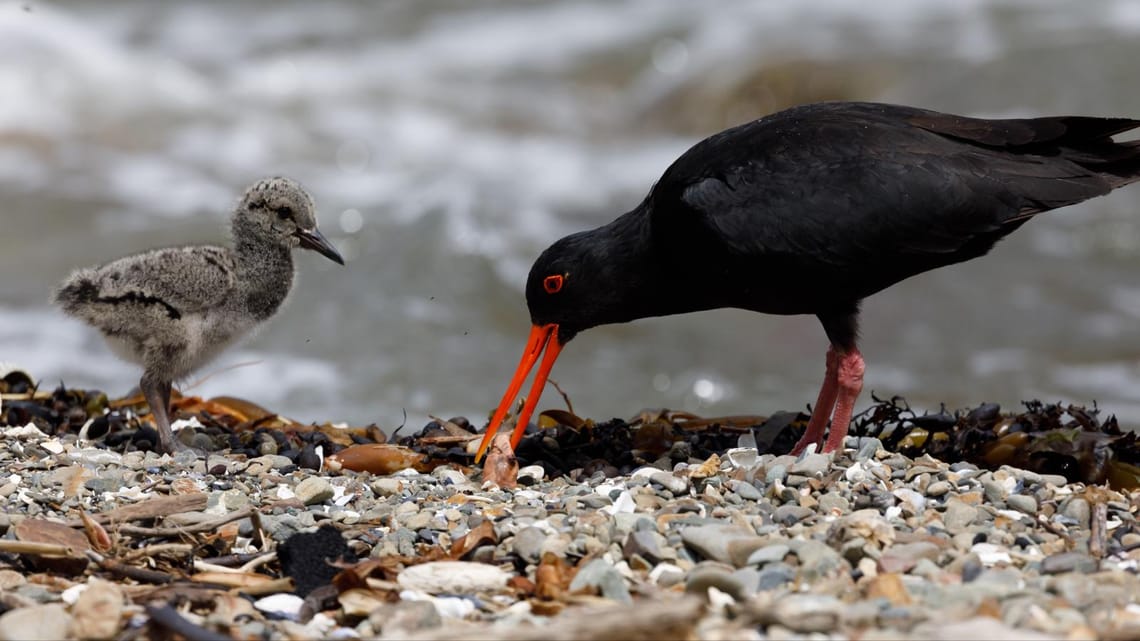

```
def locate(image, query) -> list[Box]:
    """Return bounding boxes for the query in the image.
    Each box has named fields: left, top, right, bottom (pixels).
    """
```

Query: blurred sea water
left=5, top=0, right=1140, bottom=429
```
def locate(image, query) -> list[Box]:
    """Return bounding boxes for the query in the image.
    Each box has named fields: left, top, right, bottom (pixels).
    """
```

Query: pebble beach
left=0, top=411, right=1137, bottom=640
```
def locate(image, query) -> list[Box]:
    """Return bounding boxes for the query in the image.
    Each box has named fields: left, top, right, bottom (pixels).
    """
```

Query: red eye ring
left=543, top=274, right=563, bottom=294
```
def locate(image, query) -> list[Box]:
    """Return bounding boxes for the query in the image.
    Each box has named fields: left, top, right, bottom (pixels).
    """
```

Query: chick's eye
left=543, top=274, right=564, bottom=294
left=274, top=206, right=292, bottom=220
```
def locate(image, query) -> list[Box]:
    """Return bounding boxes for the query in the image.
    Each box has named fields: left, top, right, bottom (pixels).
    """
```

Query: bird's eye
left=543, top=274, right=563, bottom=294
left=274, top=206, right=292, bottom=220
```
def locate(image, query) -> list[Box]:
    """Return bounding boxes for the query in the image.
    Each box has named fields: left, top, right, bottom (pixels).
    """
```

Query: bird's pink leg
left=791, top=346, right=840, bottom=455
left=822, top=347, right=864, bottom=453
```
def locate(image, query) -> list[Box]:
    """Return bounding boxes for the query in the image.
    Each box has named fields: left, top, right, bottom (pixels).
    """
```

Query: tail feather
left=54, top=272, right=99, bottom=315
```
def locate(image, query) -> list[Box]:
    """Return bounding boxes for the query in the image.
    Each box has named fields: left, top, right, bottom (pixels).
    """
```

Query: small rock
left=912, top=616, right=1059, bottom=640
left=943, top=498, right=979, bottom=532
left=757, top=562, right=796, bottom=590
left=854, top=437, right=883, bottom=462
left=773, top=504, right=814, bottom=526
left=0, top=603, right=73, bottom=641
left=729, top=480, right=762, bottom=502
left=370, top=478, right=404, bottom=497
left=773, top=594, right=842, bottom=633
left=369, top=600, right=441, bottom=636
left=624, top=530, right=669, bottom=564
left=878, top=541, right=940, bottom=574
left=818, top=492, right=850, bottom=514
left=765, top=464, right=788, bottom=484
left=512, top=526, right=547, bottom=564
left=685, top=565, right=748, bottom=602
left=982, top=479, right=1007, bottom=505
left=1007, top=494, right=1038, bottom=515
left=648, top=471, right=690, bottom=495
left=1041, top=551, right=1099, bottom=575
left=925, top=480, right=952, bottom=497
left=649, top=562, right=686, bottom=587
left=294, top=477, right=334, bottom=506
left=1062, top=498, right=1091, bottom=529
left=254, top=594, right=305, bottom=621
left=789, top=539, right=846, bottom=581
left=788, top=453, right=830, bottom=478
left=680, top=524, right=766, bottom=567
left=397, top=561, right=510, bottom=594
left=568, top=558, right=631, bottom=604
left=71, top=579, right=124, bottom=640
left=745, top=544, right=790, bottom=567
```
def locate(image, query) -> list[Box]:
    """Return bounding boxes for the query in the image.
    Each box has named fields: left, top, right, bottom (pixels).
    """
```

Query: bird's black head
left=524, top=229, right=637, bottom=344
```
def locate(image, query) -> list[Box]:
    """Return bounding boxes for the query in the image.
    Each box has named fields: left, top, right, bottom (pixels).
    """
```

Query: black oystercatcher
left=55, top=177, right=344, bottom=454
left=475, top=102, right=1140, bottom=462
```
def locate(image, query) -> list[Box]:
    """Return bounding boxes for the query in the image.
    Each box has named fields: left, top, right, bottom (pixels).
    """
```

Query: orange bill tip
left=475, top=323, right=560, bottom=463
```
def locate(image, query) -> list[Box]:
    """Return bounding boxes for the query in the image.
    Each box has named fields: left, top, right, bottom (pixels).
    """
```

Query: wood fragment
left=104, top=507, right=256, bottom=538
left=230, top=576, right=294, bottom=596
left=68, top=493, right=208, bottom=527
left=120, top=543, right=195, bottom=563
left=0, top=540, right=76, bottom=557
left=145, top=603, right=232, bottom=641
left=1087, top=487, right=1109, bottom=559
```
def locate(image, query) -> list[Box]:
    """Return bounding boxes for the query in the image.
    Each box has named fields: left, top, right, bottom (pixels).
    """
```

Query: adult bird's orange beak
left=474, top=323, right=563, bottom=463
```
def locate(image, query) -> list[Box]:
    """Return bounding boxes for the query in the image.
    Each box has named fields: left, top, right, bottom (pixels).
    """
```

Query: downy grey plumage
left=54, top=177, right=345, bottom=454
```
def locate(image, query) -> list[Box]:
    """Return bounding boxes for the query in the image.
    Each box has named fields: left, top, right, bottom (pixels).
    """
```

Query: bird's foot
left=160, top=437, right=206, bottom=459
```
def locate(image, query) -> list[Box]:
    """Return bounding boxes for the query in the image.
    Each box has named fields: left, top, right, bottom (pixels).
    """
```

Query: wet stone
left=685, top=565, right=748, bottom=601
left=944, top=498, right=979, bottom=532
left=774, top=594, right=842, bottom=633
left=569, top=558, right=631, bottom=604
left=788, top=453, right=831, bottom=478
left=512, top=526, right=547, bottom=564
left=294, top=477, right=334, bottom=506
left=1062, top=498, right=1091, bottom=529
left=1041, top=552, right=1099, bottom=575
left=1006, top=493, right=1038, bottom=515
left=745, top=543, right=790, bottom=567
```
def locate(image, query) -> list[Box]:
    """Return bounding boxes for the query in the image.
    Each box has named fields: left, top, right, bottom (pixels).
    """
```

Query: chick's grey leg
left=141, top=373, right=183, bottom=454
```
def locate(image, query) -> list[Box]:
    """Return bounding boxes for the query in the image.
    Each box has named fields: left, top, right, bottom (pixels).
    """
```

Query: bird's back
left=647, top=101, right=1140, bottom=314
left=55, top=244, right=242, bottom=377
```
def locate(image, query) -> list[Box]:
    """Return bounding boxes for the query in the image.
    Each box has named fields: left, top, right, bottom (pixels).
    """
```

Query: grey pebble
left=680, top=524, right=766, bottom=567
left=624, top=530, right=670, bottom=564
left=1061, top=497, right=1091, bottom=529
left=788, top=452, right=831, bottom=477
left=773, top=594, right=842, bottom=633
left=943, top=498, right=979, bottom=532
left=729, top=480, right=762, bottom=502
left=745, top=543, right=790, bottom=567
left=512, top=526, right=547, bottom=564
left=765, top=464, right=788, bottom=484
left=773, top=504, right=814, bottom=526
left=925, top=480, right=953, bottom=497
left=569, top=558, right=631, bottom=604
left=294, top=477, right=334, bottom=506
left=1041, top=551, right=1099, bottom=575
left=757, top=562, right=797, bottom=590
left=685, top=565, right=748, bottom=602
left=649, top=471, right=690, bottom=495
left=818, top=492, right=850, bottom=514
left=1006, top=493, right=1038, bottom=515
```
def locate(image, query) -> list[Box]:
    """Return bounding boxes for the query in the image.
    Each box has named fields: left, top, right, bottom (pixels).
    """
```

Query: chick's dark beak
left=296, top=227, right=345, bottom=265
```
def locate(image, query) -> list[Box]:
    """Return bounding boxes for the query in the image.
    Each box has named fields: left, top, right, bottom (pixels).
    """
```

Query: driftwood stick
left=0, top=540, right=76, bottom=557
left=105, top=507, right=256, bottom=538
left=68, top=493, right=209, bottom=527
left=145, top=604, right=232, bottom=641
